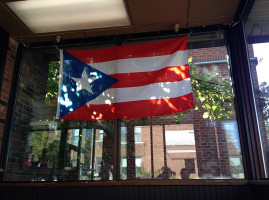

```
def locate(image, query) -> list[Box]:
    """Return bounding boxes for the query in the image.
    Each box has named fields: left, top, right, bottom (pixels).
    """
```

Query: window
left=121, top=126, right=127, bottom=143
left=134, top=126, right=142, bottom=142
left=119, top=38, right=244, bottom=179
left=165, top=129, right=195, bottom=146
left=4, top=32, right=244, bottom=181
left=3, top=48, right=115, bottom=181
left=97, top=129, right=104, bottom=140
left=245, top=0, right=269, bottom=177
left=70, top=129, right=80, bottom=146
left=229, top=157, right=244, bottom=178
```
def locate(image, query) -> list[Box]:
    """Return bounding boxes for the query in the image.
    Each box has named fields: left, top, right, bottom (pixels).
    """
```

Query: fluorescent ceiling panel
left=7, top=0, right=129, bottom=33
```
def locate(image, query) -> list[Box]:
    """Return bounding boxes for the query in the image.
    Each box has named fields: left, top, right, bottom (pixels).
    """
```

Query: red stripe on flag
left=60, top=93, right=193, bottom=120
left=66, top=36, right=188, bottom=63
left=110, top=65, right=190, bottom=88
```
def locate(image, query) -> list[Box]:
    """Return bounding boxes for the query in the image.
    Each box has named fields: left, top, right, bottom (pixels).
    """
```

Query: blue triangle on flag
left=59, top=50, right=118, bottom=118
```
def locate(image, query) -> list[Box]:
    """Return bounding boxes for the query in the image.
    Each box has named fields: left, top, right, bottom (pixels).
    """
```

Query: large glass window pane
left=5, top=48, right=115, bottom=181
left=119, top=38, right=244, bottom=179
left=245, top=1, right=269, bottom=177
left=5, top=32, right=244, bottom=181
left=245, top=1, right=269, bottom=178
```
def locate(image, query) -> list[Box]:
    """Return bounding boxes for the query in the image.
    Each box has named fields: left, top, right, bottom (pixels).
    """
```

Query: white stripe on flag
left=88, top=50, right=188, bottom=75
left=87, top=78, right=191, bottom=105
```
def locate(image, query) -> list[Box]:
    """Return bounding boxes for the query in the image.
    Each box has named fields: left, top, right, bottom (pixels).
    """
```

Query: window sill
left=0, top=179, right=248, bottom=187
left=249, top=180, right=269, bottom=185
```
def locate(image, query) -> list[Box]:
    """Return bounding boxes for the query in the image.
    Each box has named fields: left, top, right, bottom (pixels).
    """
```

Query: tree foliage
left=256, top=81, right=269, bottom=121
left=255, top=81, right=269, bottom=138
left=30, top=131, right=48, bottom=162
left=46, top=61, right=60, bottom=103
left=189, top=62, right=234, bottom=120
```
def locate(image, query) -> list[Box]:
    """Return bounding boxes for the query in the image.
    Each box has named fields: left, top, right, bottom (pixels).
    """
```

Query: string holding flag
left=57, top=36, right=193, bottom=120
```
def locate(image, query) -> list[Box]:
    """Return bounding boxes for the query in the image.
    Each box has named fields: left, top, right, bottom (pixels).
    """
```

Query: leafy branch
left=189, top=62, right=233, bottom=121
left=256, top=81, right=269, bottom=121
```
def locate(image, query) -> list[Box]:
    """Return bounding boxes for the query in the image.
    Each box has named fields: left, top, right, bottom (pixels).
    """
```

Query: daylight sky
left=253, top=43, right=269, bottom=84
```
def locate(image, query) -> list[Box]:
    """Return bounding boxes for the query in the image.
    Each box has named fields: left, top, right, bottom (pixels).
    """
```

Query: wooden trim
left=249, top=180, right=269, bottom=185
left=123, top=0, right=135, bottom=32
left=0, top=2, right=35, bottom=36
left=25, top=24, right=228, bottom=48
left=0, top=179, right=249, bottom=187
left=241, top=0, right=255, bottom=24
left=113, top=119, right=120, bottom=180
left=150, top=118, right=154, bottom=179
left=2, top=1, right=24, bottom=2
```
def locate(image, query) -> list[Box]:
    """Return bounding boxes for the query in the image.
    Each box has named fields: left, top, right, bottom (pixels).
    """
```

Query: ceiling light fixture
left=7, top=0, right=130, bottom=34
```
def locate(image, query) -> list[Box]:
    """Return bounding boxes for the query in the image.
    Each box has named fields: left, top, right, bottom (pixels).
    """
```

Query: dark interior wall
left=251, top=184, right=269, bottom=200
left=0, top=185, right=253, bottom=200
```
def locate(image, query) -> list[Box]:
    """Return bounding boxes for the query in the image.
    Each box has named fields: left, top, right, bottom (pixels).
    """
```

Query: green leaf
left=212, top=106, right=221, bottom=115
left=205, top=104, right=211, bottom=110
left=203, top=112, right=209, bottom=119
left=217, top=113, right=225, bottom=120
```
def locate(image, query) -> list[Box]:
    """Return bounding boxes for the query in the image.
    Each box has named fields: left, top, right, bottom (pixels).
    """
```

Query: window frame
left=0, top=22, right=264, bottom=184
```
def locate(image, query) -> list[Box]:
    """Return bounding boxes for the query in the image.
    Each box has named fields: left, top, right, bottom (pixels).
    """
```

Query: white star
left=71, top=69, right=98, bottom=94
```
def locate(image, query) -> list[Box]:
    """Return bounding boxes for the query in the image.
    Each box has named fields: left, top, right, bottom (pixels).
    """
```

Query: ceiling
left=245, top=0, right=269, bottom=37
left=0, top=0, right=241, bottom=43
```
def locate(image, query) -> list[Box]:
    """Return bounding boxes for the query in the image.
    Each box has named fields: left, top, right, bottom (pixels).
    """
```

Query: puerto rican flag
left=57, top=36, right=193, bottom=120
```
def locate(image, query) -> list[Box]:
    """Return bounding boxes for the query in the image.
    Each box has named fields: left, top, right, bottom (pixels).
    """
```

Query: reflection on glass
left=119, top=44, right=244, bottom=180
left=252, top=43, right=269, bottom=177
left=8, top=121, right=114, bottom=181
left=120, top=119, right=243, bottom=179
left=120, top=125, right=127, bottom=179
left=5, top=49, right=115, bottom=181
left=245, top=0, right=269, bottom=177
left=247, top=43, right=269, bottom=176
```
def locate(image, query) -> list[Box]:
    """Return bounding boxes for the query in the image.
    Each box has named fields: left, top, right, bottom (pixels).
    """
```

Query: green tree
left=44, top=61, right=60, bottom=120
left=81, top=133, right=92, bottom=169
left=30, top=131, right=48, bottom=162
left=46, top=61, right=60, bottom=103
left=190, top=62, right=233, bottom=120
left=256, top=81, right=269, bottom=121
left=255, top=81, right=269, bottom=139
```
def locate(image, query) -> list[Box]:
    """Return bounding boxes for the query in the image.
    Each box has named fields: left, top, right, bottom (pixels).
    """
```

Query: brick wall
left=189, top=46, right=227, bottom=62
left=0, top=38, right=17, bottom=155
left=5, top=48, right=50, bottom=181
